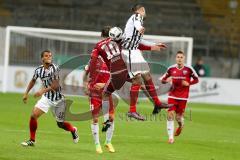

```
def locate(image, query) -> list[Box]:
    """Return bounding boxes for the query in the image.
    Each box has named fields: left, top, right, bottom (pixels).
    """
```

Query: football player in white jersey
left=21, top=50, right=79, bottom=147
left=122, top=4, right=171, bottom=118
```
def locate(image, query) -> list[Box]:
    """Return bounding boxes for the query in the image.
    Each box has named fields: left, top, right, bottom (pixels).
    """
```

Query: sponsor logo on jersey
left=183, top=70, right=188, bottom=75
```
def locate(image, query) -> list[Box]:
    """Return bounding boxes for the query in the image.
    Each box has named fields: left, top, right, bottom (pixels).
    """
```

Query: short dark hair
left=101, top=26, right=111, bottom=38
left=131, top=3, right=144, bottom=12
left=41, top=50, right=51, bottom=58
left=176, top=50, right=184, bottom=55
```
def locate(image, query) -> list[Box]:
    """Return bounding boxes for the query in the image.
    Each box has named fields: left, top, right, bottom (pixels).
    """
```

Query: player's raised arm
left=139, top=39, right=167, bottom=51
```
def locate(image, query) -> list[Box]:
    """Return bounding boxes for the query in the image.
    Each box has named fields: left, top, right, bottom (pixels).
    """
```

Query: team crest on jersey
left=183, top=70, right=188, bottom=75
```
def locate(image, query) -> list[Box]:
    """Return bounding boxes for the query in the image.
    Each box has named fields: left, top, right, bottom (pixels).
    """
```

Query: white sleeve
left=52, top=64, right=60, bottom=80
left=32, top=69, right=39, bottom=80
left=133, top=14, right=143, bottom=31
left=188, top=65, right=199, bottom=78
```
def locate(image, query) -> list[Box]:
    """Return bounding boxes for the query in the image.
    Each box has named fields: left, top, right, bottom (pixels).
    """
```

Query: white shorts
left=35, top=95, right=66, bottom=122
left=122, top=49, right=150, bottom=78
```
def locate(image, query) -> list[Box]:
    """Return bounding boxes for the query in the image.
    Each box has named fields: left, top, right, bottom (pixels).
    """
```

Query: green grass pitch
left=0, top=93, right=240, bottom=160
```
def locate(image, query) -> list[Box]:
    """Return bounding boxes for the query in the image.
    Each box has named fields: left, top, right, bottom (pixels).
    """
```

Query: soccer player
left=83, top=61, right=116, bottom=154
left=21, top=50, right=79, bottom=147
left=86, top=26, right=116, bottom=154
left=121, top=4, right=171, bottom=118
left=161, top=51, right=199, bottom=144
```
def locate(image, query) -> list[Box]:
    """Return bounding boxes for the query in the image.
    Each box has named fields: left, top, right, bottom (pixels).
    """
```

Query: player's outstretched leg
left=57, top=121, right=79, bottom=143
left=127, top=74, right=145, bottom=120
left=141, top=72, right=172, bottom=114
left=21, top=107, right=44, bottom=147
left=127, top=83, right=146, bottom=121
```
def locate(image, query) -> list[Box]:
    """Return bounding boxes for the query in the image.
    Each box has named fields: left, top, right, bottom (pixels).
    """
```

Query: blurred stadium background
left=0, top=0, right=240, bottom=160
left=0, top=0, right=240, bottom=77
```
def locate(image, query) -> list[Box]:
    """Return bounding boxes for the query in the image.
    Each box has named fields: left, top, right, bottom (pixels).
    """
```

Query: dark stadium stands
left=0, top=0, right=239, bottom=77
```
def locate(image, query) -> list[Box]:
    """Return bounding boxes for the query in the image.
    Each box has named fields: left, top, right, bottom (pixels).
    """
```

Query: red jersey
left=161, top=64, right=199, bottom=100
left=90, top=38, right=123, bottom=68
left=89, top=38, right=127, bottom=88
left=86, top=57, right=110, bottom=84
left=89, top=38, right=152, bottom=89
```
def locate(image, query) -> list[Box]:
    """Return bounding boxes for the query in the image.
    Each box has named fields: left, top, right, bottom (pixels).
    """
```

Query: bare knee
left=176, top=114, right=182, bottom=122
left=176, top=114, right=184, bottom=126
left=31, top=108, right=44, bottom=119
left=132, top=74, right=142, bottom=85
left=109, top=114, right=114, bottom=122
left=167, top=111, right=175, bottom=121
left=92, top=117, right=98, bottom=123
left=142, top=72, right=151, bottom=81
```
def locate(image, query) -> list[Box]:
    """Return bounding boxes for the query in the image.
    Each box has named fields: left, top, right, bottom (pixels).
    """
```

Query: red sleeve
left=190, top=77, right=199, bottom=85
left=138, top=44, right=151, bottom=51
left=190, top=67, right=199, bottom=85
left=161, top=69, right=171, bottom=84
left=89, top=47, right=100, bottom=84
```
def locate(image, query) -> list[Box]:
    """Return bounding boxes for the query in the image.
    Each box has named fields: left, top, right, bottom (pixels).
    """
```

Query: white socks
left=167, top=120, right=174, bottom=139
left=102, top=100, right=114, bottom=143
left=92, top=100, right=114, bottom=145
left=106, top=122, right=114, bottom=144
left=102, top=100, right=109, bottom=122
left=91, top=123, right=100, bottom=145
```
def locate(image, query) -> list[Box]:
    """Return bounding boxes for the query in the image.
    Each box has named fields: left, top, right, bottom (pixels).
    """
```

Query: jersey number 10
left=101, top=42, right=121, bottom=60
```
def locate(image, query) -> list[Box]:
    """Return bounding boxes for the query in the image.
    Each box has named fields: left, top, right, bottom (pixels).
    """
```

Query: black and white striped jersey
left=122, top=13, right=144, bottom=50
left=32, top=63, right=62, bottom=101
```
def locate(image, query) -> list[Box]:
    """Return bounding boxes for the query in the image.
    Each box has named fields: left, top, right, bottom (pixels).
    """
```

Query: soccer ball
left=109, top=27, right=123, bottom=41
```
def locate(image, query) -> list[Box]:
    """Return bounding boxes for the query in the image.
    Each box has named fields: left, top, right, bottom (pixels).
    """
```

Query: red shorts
left=89, top=88, right=114, bottom=116
left=168, top=98, right=187, bottom=115
left=103, top=70, right=129, bottom=95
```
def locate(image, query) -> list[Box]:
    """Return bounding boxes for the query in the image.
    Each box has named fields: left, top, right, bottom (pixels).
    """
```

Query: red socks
left=144, top=79, right=161, bottom=106
left=61, top=122, right=75, bottom=132
left=29, top=117, right=37, bottom=141
left=29, top=117, right=75, bottom=142
left=129, top=84, right=141, bottom=112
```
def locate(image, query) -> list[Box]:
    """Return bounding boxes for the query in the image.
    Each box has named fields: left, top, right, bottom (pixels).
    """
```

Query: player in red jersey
left=83, top=26, right=117, bottom=153
left=84, top=60, right=116, bottom=153
left=160, top=51, right=199, bottom=144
